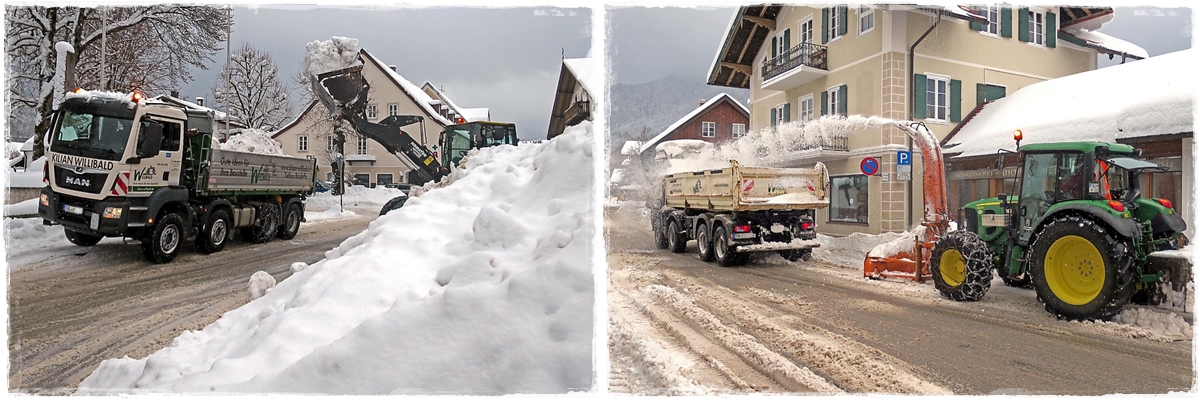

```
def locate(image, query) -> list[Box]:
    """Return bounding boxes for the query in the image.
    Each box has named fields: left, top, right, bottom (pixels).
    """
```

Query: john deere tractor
left=933, top=141, right=1188, bottom=320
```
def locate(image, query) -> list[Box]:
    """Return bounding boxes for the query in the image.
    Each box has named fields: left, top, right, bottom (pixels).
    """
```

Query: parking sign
left=897, top=151, right=912, bottom=165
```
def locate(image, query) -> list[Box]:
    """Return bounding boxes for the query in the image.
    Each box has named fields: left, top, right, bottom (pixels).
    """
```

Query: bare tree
left=211, top=43, right=293, bottom=130
left=5, top=5, right=232, bottom=156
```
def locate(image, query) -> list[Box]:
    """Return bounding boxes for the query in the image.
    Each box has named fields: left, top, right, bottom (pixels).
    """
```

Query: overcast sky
left=182, top=6, right=591, bottom=140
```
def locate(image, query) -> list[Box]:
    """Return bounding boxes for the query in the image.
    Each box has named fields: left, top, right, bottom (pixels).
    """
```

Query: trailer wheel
left=380, top=196, right=408, bottom=216
left=142, top=213, right=184, bottom=264
left=696, top=222, right=715, bottom=262
left=64, top=229, right=103, bottom=247
left=780, top=249, right=812, bottom=262
left=713, top=225, right=737, bottom=267
left=666, top=219, right=686, bottom=253
left=245, top=205, right=279, bottom=244
left=930, top=230, right=993, bottom=302
left=196, top=209, right=231, bottom=254
left=1029, top=215, right=1135, bottom=320
left=278, top=203, right=302, bottom=240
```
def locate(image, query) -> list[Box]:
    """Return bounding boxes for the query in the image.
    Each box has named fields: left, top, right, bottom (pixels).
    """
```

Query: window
left=925, top=75, right=949, bottom=121
left=326, top=172, right=335, bottom=182
left=353, top=173, right=370, bottom=187
left=858, top=6, right=874, bottom=34
left=732, top=123, right=746, bottom=139
left=298, top=135, right=308, bottom=152
left=827, top=7, right=841, bottom=40
left=981, top=5, right=1000, bottom=35
left=327, top=136, right=336, bottom=152
left=1027, top=10, right=1044, bottom=45
left=387, top=103, right=398, bottom=116
left=775, top=31, right=788, bottom=58
left=830, top=175, right=869, bottom=224
left=159, top=120, right=182, bottom=152
left=826, top=87, right=841, bottom=117
left=367, top=104, right=378, bottom=119
left=771, top=103, right=788, bottom=127
left=377, top=173, right=394, bottom=186
left=799, top=94, right=815, bottom=122
left=701, top=121, right=716, bottom=138
left=357, top=135, right=368, bottom=155
left=800, top=16, right=813, bottom=43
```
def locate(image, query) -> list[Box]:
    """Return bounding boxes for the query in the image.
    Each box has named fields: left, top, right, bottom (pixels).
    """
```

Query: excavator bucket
left=310, top=64, right=368, bottom=115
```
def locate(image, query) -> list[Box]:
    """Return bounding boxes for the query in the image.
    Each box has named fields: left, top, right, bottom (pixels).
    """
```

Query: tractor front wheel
left=1029, top=215, right=1134, bottom=321
left=930, top=230, right=993, bottom=301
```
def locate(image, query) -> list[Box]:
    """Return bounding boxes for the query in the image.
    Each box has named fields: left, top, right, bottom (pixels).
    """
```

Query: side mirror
left=137, top=120, right=163, bottom=159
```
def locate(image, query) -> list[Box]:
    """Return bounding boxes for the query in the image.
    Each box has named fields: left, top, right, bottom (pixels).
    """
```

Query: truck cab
left=438, top=121, right=518, bottom=169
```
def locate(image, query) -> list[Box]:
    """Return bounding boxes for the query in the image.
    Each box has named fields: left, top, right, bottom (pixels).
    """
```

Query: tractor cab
left=437, top=121, right=518, bottom=169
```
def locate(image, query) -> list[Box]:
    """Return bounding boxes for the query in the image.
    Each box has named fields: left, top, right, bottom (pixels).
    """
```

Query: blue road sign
left=897, top=151, right=912, bottom=165
left=860, top=157, right=880, bottom=176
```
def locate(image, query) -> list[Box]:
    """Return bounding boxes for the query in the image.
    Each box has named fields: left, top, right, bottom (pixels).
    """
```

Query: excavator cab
left=437, top=121, right=518, bottom=169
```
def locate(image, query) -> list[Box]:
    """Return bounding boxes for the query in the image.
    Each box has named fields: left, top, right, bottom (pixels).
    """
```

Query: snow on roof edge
left=563, top=58, right=599, bottom=97
left=362, top=50, right=451, bottom=126
left=637, top=93, right=745, bottom=154
left=707, top=8, right=743, bottom=85
left=1064, top=29, right=1149, bottom=59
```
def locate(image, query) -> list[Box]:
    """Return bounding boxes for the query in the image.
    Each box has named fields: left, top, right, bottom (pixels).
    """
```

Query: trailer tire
left=713, top=225, right=737, bottom=267
left=196, top=209, right=231, bottom=254
left=245, top=204, right=279, bottom=244
left=278, top=203, right=302, bottom=240
left=667, top=219, right=687, bottom=253
left=930, top=230, right=993, bottom=302
left=142, top=213, right=184, bottom=264
left=380, top=196, right=408, bottom=216
left=65, top=229, right=103, bottom=247
left=1029, top=215, right=1135, bottom=321
left=652, top=213, right=669, bottom=249
left=780, top=249, right=812, bottom=262
left=696, top=222, right=715, bottom=262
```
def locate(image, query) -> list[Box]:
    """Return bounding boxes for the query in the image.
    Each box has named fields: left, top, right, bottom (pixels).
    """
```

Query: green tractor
left=933, top=140, right=1189, bottom=320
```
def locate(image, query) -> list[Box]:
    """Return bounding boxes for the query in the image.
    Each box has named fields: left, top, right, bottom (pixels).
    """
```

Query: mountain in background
left=608, top=75, right=748, bottom=153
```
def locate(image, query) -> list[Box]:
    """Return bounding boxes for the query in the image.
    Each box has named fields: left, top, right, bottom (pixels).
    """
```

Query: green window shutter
left=837, top=85, right=848, bottom=116
left=771, top=36, right=778, bottom=58
left=821, top=91, right=828, bottom=116
left=822, top=8, right=829, bottom=43
left=784, top=103, right=791, bottom=122
left=783, top=29, right=791, bottom=51
left=969, top=6, right=984, bottom=31
left=975, top=83, right=1007, bottom=107
left=1001, top=7, right=1012, bottom=38
left=1018, top=7, right=1029, bottom=42
left=1046, top=12, right=1057, bottom=48
left=950, top=79, right=962, bottom=123
left=838, top=6, right=848, bottom=36
left=913, top=74, right=927, bottom=119
left=770, top=108, right=777, bottom=127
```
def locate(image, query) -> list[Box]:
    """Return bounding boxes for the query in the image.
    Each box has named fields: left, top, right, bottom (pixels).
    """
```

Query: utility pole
left=223, top=6, right=232, bottom=140
left=100, top=7, right=106, bottom=90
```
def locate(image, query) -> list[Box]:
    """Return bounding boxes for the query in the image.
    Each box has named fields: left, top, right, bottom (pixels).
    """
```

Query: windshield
left=51, top=109, right=134, bottom=161
left=446, top=129, right=472, bottom=166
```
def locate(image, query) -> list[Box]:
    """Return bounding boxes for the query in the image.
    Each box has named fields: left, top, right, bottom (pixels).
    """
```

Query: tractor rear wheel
left=930, top=230, right=993, bottom=301
left=1029, top=215, right=1135, bottom=320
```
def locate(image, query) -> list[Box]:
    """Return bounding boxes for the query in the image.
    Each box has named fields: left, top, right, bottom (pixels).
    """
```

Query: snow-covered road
left=606, top=206, right=1193, bottom=395
left=5, top=207, right=378, bottom=393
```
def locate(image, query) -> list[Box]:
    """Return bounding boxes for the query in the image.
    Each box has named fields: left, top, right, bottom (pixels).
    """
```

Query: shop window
left=830, top=175, right=869, bottom=224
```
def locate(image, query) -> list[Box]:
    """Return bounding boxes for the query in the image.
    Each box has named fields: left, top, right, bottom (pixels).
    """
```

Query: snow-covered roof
left=153, top=94, right=241, bottom=124
left=460, top=108, right=489, bottom=122
left=637, top=93, right=749, bottom=154
left=20, top=135, right=35, bottom=151
left=620, top=141, right=643, bottom=156
left=421, top=82, right=490, bottom=123
left=1061, top=29, right=1148, bottom=60
left=362, top=50, right=451, bottom=126
left=563, top=58, right=598, bottom=97
left=945, top=49, right=1196, bottom=158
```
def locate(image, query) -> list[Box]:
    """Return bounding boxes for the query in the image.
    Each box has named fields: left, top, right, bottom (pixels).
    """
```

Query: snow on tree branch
left=212, top=43, right=295, bottom=131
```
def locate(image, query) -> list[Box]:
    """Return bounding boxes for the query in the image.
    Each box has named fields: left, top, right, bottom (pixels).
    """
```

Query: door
left=130, top=117, right=184, bottom=194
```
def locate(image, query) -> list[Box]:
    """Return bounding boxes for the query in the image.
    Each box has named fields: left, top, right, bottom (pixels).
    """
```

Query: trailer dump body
left=204, top=149, right=316, bottom=194
left=664, top=161, right=829, bottom=211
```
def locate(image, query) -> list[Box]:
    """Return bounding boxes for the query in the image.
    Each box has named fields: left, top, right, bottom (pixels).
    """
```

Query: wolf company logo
left=692, top=179, right=702, bottom=194
left=250, top=166, right=272, bottom=184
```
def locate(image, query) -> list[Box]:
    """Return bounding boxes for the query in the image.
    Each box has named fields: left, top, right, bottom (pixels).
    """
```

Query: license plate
left=733, top=232, right=756, bottom=240
left=63, top=204, right=84, bottom=215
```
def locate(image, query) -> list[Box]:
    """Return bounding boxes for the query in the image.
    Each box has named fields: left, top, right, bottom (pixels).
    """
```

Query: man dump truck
left=38, top=89, right=317, bottom=263
left=308, top=59, right=518, bottom=215
left=652, top=160, right=830, bottom=266
left=865, top=122, right=1189, bottom=320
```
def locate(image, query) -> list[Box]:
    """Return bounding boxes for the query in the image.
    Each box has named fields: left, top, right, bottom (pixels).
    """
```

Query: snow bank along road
left=606, top=207, right=1193, bottom=395
left=6, top=208, right=377, bottom=393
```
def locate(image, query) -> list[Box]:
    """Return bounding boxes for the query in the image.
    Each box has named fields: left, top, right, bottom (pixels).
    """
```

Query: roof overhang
left=707, top=5, right=782, bottom=89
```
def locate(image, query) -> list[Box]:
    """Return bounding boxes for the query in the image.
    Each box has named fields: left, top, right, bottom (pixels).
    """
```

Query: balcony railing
left=563, top=99, right=591, bottom=126
left=761, top=42, right=828, bottom=82
left=780, top=129, right=847, bottom=152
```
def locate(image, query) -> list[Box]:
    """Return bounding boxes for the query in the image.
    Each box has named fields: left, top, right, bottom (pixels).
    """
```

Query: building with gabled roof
left=547, top=58, right=598, bottom=139
left=636, top=93, right=750, bottom=158
left=421, top=82, right=491, bottom=123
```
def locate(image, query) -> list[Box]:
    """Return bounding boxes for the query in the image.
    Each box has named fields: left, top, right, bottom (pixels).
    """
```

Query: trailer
left=652, top=160, right=830, bottom=266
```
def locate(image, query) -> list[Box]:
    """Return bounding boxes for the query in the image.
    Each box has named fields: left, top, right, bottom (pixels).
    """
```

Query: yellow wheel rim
left=940, top=249, right=967, bottom=287
left=1044, top=235, right=1105, bottom=306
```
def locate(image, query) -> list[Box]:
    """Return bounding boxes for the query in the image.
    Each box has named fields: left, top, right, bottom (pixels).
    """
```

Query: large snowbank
left=219, top=129, right=285, bottom=155
left=6, top=156, right=46, bottom=188
left=303, top=36, right=361, bottom=77
left=4, top=198, right=39, bottom=216
left=78, top=122, right=595, bottom=394
left=306, top=185, right=407, bottom=207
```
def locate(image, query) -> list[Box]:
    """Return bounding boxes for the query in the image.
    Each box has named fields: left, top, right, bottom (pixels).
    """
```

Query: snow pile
left=248, top=271, right=276, bottom=299
left=812, top=232, right=911, bottom=268
left=866, top=226, right=928, bottom=259
left=4, top=198, right=39, bottom=216
left=1110, top=307, right=1192, bottom=338
left=303, top=36, right=362, bottom=77
left=77, top=122, right=594, bottom=394
left=219, top=129, right=285, bottom=155
left=289, top=262, right=308, bottom=274
left=307, top=185, right=407, bottom=207
left=302, top=205, right=356, bottom=224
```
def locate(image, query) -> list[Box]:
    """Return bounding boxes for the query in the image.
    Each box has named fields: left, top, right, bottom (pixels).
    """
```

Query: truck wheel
left=780, top=249, right=812, bottom=262
left=278, top=203, right=302, bottom=240
left=196, top=209, right=231, bottom=254
left=652, top=213, right=668, bottom=249
left=696, top=222, right=715, bottom=262
left=142, top=213, right=184, bottom=264
left=1029, top=215, right=1135, bottom=320
left=666, top=219, right=686, bottom=253
left=245, top=205, right=279, bottom=244
left=713, top=225, right=737, bottom=267
left=64, top=229, right=103, bottom=247
left=380, top=196, right=407, bottom=216
left=930, top=230, right=993, bottom=302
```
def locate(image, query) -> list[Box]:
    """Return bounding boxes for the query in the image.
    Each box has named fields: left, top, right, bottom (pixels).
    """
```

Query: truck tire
left=245, top=205, right=279, bottom=244
left=380, top=196, right=407, bottom=216
left=196, top=209, right=231, bottom=254
left=713, top=225, right=737, bottom=267
left=65, top=229, right=103, bottom=247
left=142, top=213, right=185, bottom=264
left=696, top=222, right=715, bottom=262
left=1029, top=215, right=1135, bottom=320
left=278, top=203, right=302, bottom=240
left=780, top=249, right=812, bottom=262
left=667, top=219, right=687, bottom=253
left=652, top=212, right=668, bottom=249
left=930, top=230, right=993, bottom=302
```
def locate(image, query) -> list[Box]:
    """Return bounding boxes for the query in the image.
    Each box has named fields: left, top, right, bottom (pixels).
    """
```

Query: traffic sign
left=860, top=157, right=880, bottom=176
left=897, top=172, right=912, bottom=181
left=897, top=164, right=911, bottom=173
left=897, top=151, right=912, bottom=165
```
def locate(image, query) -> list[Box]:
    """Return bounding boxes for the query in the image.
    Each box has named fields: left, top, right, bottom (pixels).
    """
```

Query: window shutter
left=822, top=8, right=829, bottom=43
left=783, top=29, right=791, bottom=51
left=1001, top=7, right=1012, bottom=38
left=1046, top=12, right=1057, bottom=48
left=784, top=103, right=791, bottom=122
left=1018, top=8, right=1029, bottom=42
left=913, top=74, right=927, bottom=119
left=821, top=91, right=828, bottom=116
left=837, top=85, right=848, bottom=116
left=838, top=5, right=848, bottom=36
left=770, top=108, right=777, bottom=127
left=969, top=6, right=984, bottom=31
left=771, top=36, right=778, bottom=58
left=950, top=79, right=962, bottom=122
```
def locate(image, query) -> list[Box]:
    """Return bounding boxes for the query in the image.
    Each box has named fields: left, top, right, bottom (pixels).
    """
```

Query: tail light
left=1156, top=198, right=1173, bottom=209
left=1107, top=200, right=1126, bottom=213
left=800, top=221, right=815, bottom=231
left=733, top=225, right=752, bottom=233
